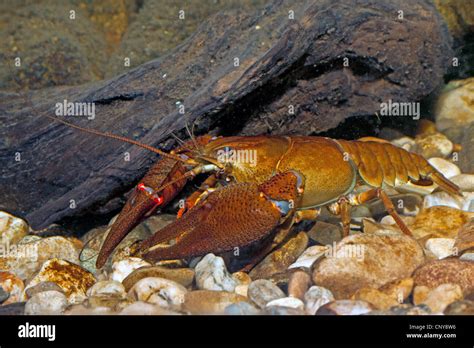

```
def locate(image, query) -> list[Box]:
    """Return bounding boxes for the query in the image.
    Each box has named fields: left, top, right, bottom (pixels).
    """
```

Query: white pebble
left=427, top=158, right=461, bottom=179
left=110, top=258, right=151, bottom=283
left=288, top=246, right=328, bottom=269
left=266, top=297, right=305, bottom=310
left=425, top=238, right=456, bottom=259
left=25, top=290, right=68, bottom=315
left=304, top=286, right=335, bottom=315
left=195, top=253, right=237, bottom=292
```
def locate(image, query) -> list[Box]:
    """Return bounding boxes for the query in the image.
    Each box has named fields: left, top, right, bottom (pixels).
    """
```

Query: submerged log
left=0, top=0, right=452, bottom=229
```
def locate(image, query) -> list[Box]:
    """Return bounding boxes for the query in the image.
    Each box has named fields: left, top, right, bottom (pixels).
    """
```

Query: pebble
left=0, top=271, right=25, bottom=304
left=304, top=286, right=335, bottom=315
left=288, top=246, right=328, bottom=269
left=128, top=277, right=187, bottom=310
left=454, top=220, right=474, bottom=253
left=86, top=280, right=126, bottom=298
left=247, top=279, right=286, bottom=309
left=391, top=137, right=415, bottom=151
left=288, top=270, right=312, bottom=300
left=435, top=77, right=474, bottom=131
left=0, top=211, right=28, bottom=245
left=444, top=300, right=474, bottom=315
left=25, top=281, right=64, bottom=299
left=424, top=238, right=456, bottom=259
left=413, top=285, right=430, bottom=305
left=413, top=134, right=453, bottom=158
left=423, top=191, right=474, bottom=212
left=378, top=277, right=414, bottom=302
left=249, top=232, right=308, bottom=280
left=450, top=174, right=474, bottom=192
left=409, top=206, right=474, bottom=239
left=264, top=306, right=306, bottom=315
left=368, top=193, right=422, bottom=217
left=122, top=266, right=195, bottom=291
left=413, top=259, right=474, bottom=295
left=316, top=300, right=374, bottom=315
left=266, top=296, right=304, bottom=310
left=307, top=221, right=342, bottom=245
left=0, top=302, right=25, bottom=315
left=24, top=290, right=68, bottom=315
left=460, top=253, right=474, bottom=261
left=195, top=253, right=237, bottom=292
left=110, top=257, right=151, bottom=283
left=313, top=232, right=424, bottom=299
left=428, top=157, right=460, bottom=178
left=351, top=288, right=400, bottom=310
left=224, top=301, right=260, bottom=315
left=24, top=258, right=96, bottom=304
left=65, top=304, right=113, bottom=315
left=183, top=290, right=246, bottom=314
left=421, top=283, right=464, bottom=313
left=119, top=301, right=180, bottom=315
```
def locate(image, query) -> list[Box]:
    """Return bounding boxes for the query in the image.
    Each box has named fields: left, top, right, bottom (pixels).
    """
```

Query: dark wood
left=0, top=0, right=452, bottom=229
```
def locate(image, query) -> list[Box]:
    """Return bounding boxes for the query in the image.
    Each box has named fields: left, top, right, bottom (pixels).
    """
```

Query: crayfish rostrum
left=47, top=116, right=461, bottom=269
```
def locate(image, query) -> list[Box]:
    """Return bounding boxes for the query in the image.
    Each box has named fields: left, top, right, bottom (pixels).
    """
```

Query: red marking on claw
left=137, top=182, right=146, bottom=191
left=152, top=195, right=163, bottom=205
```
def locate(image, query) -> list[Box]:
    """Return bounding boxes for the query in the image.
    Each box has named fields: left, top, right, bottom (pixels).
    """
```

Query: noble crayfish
left=47, top=116, right=461, bottom=269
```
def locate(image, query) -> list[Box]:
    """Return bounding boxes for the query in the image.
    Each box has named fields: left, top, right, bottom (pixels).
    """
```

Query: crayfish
left=46, top=116, right=461, bottom=269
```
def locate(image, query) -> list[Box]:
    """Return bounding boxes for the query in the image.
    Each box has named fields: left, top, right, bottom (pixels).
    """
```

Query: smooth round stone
left=264, top=306, right=306, bottom=315
left=414, top=133, right=453, bottom=158
left=224, top=301, right=260, bottom=315
left=460, top=253, right=474, bottom=261
left=183, top=290, right=246, bottom=314
left=424, top=238, right=456, bottom=259
left=0, top=302, right=26, bottom=315
left=288, top=270, right=312, bottom=300
left=304, top=286, right=335, bottom=315
left=421, top=283, right=463, bottom=314
left=110, top=257, right=151, bottom=283
left=195, top=253, right=237, bottom=292
left=86, top=280, right=125, bottom=298
left=266, top=297, right=304, bottom=310
left=25, top=290, right=68, bottom=315
left=307, top=221, right=342, bottom=245
left=427, top=157, right=461, bottom=178
left=391, top=137, right=415, bottom=151
left=128, top=277, right=187, bottom=310
left=248, top=279, right=285, bottom=309
left=444, top=300, right=474, bottom=315
left=450, top=174, right=474, bottom=192
left=25, top=281, right=64, bottom=299
left=122, top=266, right=195, bottom=291
left=316, top=300, right=374, bottom=315
left=65, top=304, right=113, bottom=315
left=288, top=246, right=328, bottom=269
left=0, top=211, right=29, bottom=245
left=352, top=288, right=399, bottom=310
left=120, top=301, right=180, bottom=315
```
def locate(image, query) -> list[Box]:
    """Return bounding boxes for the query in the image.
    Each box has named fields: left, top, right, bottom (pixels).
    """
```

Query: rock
left=421, top=283, right=463, bottom=313
left=413, top=259, right=474, bottom=295
left=247, top=279, right=286, bottom=309
left=0, top=286, right=9, bottom=303
left=79, top=247, right=99, bottom=275
left=460, top=253, right=474, bottom=261
left=0, top=271, right=25, bottom=304
left=413, top=134, right=454, bottom=159
left=455, top=220, right=474, bottom=253
left=86, top=295, right=127, bottom=310
left=409, top=206, right=474, bottom=239
left=110, top=258, right=151, bottom=283
left=120, top=301, right=180, bottom=315
left=224, top=301, right=260, bottom=315
left=391, top=137, right=415, bottom=151
left=450, top=174, right=474, bottom=192
left=24, top=258, right=96, bottom=304
left=249, top=232, right=308, bottom=280
left=425, top=238, right=456, bottom=259
left=0, top=235, right=81, bottom=280
left=183, top=290, right=246, bottom=314
left=435, top=78, right=474, bottom=131
left=288, top=246, right=328, bottom=269
left=368, top=304, right=432, bottom=315
left=427, top=158, right=460, bottom=178
left=304, top=286, right=335, bottom=315
left=307, top=221, right=342, bottom=245
left=368, top=194, right=422, bottom=217
left=351, top=288, right=400, bottom=310
left=25, top=281, right=64, bottom=299
left=457, top=123, right=474, bottom=174
left=128, top=277, right=187, bottom=310
left=444, top=300, right=474, bottom=315
left=378, top=278, right=414, bottom=303
left=86, top=280, right=125, bottom=298
left=316, top=300, right=374, bottom=315
left=122, top=266, right=194, bottom=291
left=264, top=306, right=306, bottom=315
left=24, top=290, right=68, bottom=315
left=413, top=285, right=431, bottom=305
left=65, top=304, right=113, bottom=315
left=234, top=284, right=249, bottom=298
left=0, top=302, right=25, bottom=315
left=423, top=192, right=474, bottom=212
left=313, top=232, right=424, bottom=299
left=266, top=297, right=305, bottom=311
left=288, top=270, right=312, bottom=300
left=195, top=254, right=237, bottom=292
left=0, top=211, right=28, bottom=245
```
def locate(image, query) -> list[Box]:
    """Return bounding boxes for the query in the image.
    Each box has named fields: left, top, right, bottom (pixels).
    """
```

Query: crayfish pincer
left=46, top=116, right=461, bottom=269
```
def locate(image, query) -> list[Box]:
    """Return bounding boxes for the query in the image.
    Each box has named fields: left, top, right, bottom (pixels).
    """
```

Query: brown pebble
left=288, top=270, right=311, bottom=300
left=122, top=266, right=195, bottom=291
